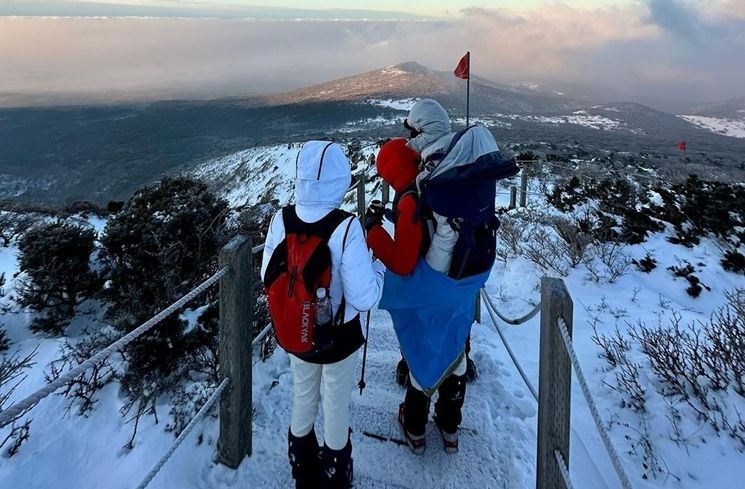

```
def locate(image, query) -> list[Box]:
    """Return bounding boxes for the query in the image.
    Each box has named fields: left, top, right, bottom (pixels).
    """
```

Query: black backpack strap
left=283, top=206, right=350, bottom=243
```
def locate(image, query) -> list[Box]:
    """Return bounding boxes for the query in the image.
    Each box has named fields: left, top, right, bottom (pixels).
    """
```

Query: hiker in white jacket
left=261, top=141, right=384, bottom=489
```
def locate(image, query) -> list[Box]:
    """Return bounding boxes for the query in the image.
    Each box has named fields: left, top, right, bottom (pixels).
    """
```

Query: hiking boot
left=319, top=436, right=353, bottom=489
left=396, top=358, right=410, bottom=387
left=288, top=428, right=320, bottom=489
left=436, top=423, right=459, bottom=454
left=398, top=403, right=426, bottom=455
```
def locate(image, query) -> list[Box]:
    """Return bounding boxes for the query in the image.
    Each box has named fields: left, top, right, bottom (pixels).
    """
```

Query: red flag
left=677, top=141, right=687, bottom=152
left=454, top=52, right=470, bottom=79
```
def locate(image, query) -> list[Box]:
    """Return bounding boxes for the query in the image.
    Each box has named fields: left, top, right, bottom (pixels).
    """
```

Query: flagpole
left=466, top=51, right=470, bottom=127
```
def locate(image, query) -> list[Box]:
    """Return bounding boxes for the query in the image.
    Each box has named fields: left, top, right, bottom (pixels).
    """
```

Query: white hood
left=405, top=99, right=454, bottom=161
left=294, top=141, right=352, bottom=222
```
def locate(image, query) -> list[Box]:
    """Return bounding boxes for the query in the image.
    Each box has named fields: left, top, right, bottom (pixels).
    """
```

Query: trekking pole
left=358, top=310, right=371, bottom=395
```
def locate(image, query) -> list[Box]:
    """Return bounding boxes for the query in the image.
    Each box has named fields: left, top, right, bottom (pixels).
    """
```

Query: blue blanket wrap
left=379, top=259, right=490, bottom=394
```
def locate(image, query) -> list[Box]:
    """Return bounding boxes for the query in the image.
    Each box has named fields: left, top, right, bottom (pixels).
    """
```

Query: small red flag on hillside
left=454, top=52, right=470, bottom=79
left=677, top=141, right=687, bottom=152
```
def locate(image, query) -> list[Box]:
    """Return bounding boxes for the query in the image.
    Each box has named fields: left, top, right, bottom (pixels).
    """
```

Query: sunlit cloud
left=0, top=1, right=743, bottom=106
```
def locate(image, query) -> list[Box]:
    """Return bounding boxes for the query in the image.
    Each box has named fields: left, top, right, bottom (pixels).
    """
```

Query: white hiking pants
left=289, top=351, right=359, bottom=450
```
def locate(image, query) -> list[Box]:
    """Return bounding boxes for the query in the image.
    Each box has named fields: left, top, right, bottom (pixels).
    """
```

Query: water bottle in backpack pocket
left=313, top=288, right=333, bottom=352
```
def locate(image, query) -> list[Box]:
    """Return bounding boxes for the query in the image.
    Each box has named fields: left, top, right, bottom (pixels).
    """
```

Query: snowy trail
left=208, top=305, right=537, bottom=488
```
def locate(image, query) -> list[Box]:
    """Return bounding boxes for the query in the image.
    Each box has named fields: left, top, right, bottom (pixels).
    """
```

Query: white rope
left=480, top=290, right=539, bottom=402
left=135, top=378, right=229, bottom=489
left=0, top=267, right=229, bottom=428
left=252, top=243, right=265, bottom=254
left=555, top=449, right=576, bottom=489
left=481, top=291, right=541, bottom=325
left=252, top=324, right=272, bottom=347
left=557, top=317, right=634, bottom=489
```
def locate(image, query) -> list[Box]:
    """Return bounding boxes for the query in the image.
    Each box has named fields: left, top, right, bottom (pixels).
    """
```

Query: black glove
left=364, top=200, right=385, bottom=231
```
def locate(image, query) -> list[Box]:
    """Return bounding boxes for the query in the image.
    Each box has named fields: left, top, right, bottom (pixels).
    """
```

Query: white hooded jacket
left=261, top=141, right=384, bottom=327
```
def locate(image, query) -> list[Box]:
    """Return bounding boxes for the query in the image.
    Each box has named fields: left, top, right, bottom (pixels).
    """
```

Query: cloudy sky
left=1, top=0, right=744, bottom=108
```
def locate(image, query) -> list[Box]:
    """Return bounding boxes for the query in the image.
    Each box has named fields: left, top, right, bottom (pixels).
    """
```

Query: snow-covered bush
left=100, top=176, right=228, bottom=442
left=651, top=175, right=745, bottom=250
left=668, top=261, right=711, bottom=298
left=0, top=211, right=34, bottom=248
left=722, top=249, right=745, bottom=275
left=16, top=221, right=99, bottom=335
left=632, top=253, right=657, bottom=273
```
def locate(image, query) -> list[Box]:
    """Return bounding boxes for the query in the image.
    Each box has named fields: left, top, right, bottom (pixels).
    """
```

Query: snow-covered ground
left=1, top=170, right=744, bottom=489
left=679, top=115, right=745, bottom=138
left=367, top=98, right=419, bottom=111
left=361, top=99, right=645, bottom=135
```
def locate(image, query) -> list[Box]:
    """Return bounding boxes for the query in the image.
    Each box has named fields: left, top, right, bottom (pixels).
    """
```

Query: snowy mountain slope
left=679, top=115, right=745, bottom=139
left=266, top=62, right=589, bottom=115
left=189, top=141, right=380, bottom=210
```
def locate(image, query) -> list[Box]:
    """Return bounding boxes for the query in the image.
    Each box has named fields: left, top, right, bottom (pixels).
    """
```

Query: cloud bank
left=0, top=1, right=743, bottom=108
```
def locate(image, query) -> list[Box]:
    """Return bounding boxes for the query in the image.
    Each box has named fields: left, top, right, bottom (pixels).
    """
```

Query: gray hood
left=294, top=141, right=351, bottom=222
left=405, top=99, right=453, bottom=160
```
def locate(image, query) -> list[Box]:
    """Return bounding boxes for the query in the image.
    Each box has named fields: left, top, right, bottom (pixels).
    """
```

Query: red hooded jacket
left=367, top=139, right=424, bottom=276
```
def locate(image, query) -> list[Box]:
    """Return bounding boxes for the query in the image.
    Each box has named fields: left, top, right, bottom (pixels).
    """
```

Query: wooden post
left=473, top=293, right=481, bottom=324
left=520, top=170, right=528, bottom=208
left=509, top=186, right=517, bottom=210
left=218, top=235, right=253, bottom=469
left=357, top=170, right=366, bottom=222
left=536, top=277, right=573, bottom=489
left=382, top=182, right=390, bottom=206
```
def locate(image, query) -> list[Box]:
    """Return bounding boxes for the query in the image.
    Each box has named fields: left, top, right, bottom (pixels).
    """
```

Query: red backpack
left=263, top=206, right=353, bottom=355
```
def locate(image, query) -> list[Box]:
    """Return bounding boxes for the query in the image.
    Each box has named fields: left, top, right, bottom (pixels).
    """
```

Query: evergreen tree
left=101, top=176, right=228, bottom=410
left=16, top=221, right=98, bottom=335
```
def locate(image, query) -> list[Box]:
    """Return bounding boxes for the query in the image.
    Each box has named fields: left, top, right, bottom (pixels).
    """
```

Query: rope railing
left=135, top=378, right=230, bottom=489
left=481, top=291, right=541, bottom=325
left=555, top=450, right=576, bottom=489
left=480, top=289, right=539, bottom=402
left=0, top=267, right=229, bottom=429
left=252, top=324, right=272, bottom=348
left=556, top=317, right=634, bottom=489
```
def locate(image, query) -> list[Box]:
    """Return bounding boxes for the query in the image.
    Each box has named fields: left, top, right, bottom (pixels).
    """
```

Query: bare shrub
left=497, top=216, right=527, bottom=257
left=0, top=347, right=38, bottom=457
left=585, top=240, right=631, bottom=283
left=45, top=329, right=118, bottom=417
left=628, top=298, right=745, bottom=448
left=616, top=361, right=647, bottom=413
left=552, top=216, right=593, bottom=268
left=522, top=227, right=569, bottom=276
left=592, top=325, right=630, bottom=368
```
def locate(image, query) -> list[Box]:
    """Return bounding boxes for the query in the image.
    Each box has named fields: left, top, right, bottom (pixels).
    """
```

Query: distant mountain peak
left=390, top=61, right=432, bottom=74
left=266, top=61, right=593, bottom=115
